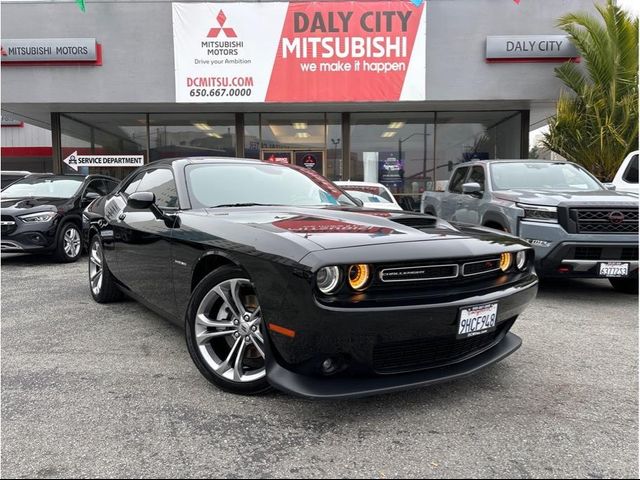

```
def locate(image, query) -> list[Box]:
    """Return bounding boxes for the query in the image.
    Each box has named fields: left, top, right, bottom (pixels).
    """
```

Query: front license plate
left=458, top=303, right=498, bottom=339
left=599, top=262, right=629, bottom=278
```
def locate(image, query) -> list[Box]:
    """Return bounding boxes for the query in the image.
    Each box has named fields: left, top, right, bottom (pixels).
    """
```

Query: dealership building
left=1, top=0, right=596, bottom=202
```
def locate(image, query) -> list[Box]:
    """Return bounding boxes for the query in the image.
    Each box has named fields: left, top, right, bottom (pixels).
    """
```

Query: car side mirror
left=83, top=191, right=101, bottom=203
left=127, top=191, right=180, bottom=228
left=128, top=191, right=155, bottom=210
left=462, top=182, right=483, bottom=196
left=604, top=183, right=616, bottom=191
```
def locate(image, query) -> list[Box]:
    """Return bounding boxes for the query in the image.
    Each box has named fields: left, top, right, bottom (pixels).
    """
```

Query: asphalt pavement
left=1, top=253, right=638, bottom=478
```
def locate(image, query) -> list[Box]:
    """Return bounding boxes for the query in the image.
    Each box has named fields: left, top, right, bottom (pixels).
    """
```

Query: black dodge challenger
left=83, top=157, right=538, bottom=399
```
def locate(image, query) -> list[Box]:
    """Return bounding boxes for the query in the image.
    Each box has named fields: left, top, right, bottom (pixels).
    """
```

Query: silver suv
left=421, top=160, right=638, bottom=293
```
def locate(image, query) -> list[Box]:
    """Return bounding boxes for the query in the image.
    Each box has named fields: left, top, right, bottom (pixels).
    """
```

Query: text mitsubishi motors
left=172, top=1, right=426, bottom=103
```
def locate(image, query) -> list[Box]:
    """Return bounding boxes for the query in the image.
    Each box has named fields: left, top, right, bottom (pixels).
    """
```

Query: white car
left=611, top=150, right=638, bottom=194
left=335, top=181, right=404, bottom=211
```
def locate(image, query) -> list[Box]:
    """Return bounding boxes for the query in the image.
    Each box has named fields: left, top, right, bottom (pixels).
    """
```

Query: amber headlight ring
left=347, top=264, right=372, bottom=291
left=499, top=252, right=513, bottom=272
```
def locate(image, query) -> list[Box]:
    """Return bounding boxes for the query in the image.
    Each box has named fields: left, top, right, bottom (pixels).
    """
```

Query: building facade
left=1, top=0, right=596, bottom=204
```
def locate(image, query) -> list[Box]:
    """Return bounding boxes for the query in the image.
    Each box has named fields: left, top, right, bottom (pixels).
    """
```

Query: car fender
left=481, top=209, right=514, bottom=233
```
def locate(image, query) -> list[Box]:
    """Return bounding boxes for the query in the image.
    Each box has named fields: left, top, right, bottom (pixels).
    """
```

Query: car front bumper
left=0, top=217, right=59, bottom=253
left=519, top=221, right=638, bottom=278
left=259, top=271, right=537, bottom=399
left=266, top=332, right=522, bottom=399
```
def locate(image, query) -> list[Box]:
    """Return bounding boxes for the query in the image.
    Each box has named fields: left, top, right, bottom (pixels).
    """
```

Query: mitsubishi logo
left=608, top=211, right=625, bottom=224
left=207, top=10, right=237, bottom=38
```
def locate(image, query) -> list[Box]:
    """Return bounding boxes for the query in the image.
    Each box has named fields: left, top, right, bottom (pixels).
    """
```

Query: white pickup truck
left=611, top=150, right=638, bottom=194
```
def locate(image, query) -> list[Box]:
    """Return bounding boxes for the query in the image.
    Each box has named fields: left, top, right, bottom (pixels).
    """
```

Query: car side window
left=122, top=172, right=146, bottom=197
left=468, top=166, right=486, bottom=192
left=84, top=179, right=106, bottom=196
left=449, top=167, right=469, bottom=194
left=104, top=178, right=118, bottom=195
left=623, top=155, right=638, bottom=184
left=136, top=169, right=179, bottom=209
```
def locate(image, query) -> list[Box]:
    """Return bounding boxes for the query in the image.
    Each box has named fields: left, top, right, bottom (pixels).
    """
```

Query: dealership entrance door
left=261, top=148, right=326, bottom=175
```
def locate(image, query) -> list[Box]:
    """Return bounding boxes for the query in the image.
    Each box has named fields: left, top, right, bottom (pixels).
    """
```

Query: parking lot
left=1, top=254, right=638, bottom=479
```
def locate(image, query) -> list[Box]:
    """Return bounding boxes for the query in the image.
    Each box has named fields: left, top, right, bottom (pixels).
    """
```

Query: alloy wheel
left=89, top=239, right=103, bottom=295
left=64, top=227, right=81, bottom=258
left=195, top=278, right=266, bottom=383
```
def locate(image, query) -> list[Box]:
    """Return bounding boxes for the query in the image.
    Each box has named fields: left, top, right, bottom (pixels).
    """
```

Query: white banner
left=172, top=2, right=426, bottom=103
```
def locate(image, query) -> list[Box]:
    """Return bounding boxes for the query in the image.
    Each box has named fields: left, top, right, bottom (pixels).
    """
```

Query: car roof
left=10, top=173, right=118, bottom=181
left=465, top=159, right=571, bottom=166
left=335, top=181, right=389, bottom=188
left=147, top=157, right=264, bottom=167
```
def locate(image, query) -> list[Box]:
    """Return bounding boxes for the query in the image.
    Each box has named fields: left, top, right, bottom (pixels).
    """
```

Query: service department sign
left=172, top=1, right=427, bottom=103
left=486, top=35, right=579, bottom=62
left=1, top=38, right=99, bottom=63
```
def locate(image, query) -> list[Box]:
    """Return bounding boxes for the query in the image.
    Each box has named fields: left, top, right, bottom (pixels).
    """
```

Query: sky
left=617, top=0, right=640, bottom=16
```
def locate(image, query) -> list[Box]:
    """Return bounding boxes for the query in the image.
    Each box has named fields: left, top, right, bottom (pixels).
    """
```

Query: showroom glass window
left=244, top=113, right=342, bottom=180
left=435, top=111, right=522, bottom=183
left=350, top=112, right=435, bottom=211
left=60, top=113, right=147, bottom=178
left=148, top=113, right=236, bottom=161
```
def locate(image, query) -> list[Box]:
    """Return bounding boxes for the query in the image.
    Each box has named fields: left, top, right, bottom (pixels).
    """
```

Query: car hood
left=0, top=196, right=69, bottom=215
left=493, top=189, right=639, bottom=207
left=204, top=206, right=524, bottom=251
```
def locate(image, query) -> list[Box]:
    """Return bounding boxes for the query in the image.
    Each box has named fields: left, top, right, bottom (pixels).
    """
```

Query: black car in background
left=84, top=157, right=538, bottom=399
left=1, top=171, right=31, bottom=189
left=1, top=174, right=119, bottom=262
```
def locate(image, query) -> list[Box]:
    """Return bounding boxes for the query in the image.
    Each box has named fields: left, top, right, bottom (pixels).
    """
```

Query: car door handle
left=118, top=213, right=126, bottom=221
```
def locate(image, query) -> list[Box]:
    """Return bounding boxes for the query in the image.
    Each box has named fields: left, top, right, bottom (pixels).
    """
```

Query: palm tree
left=543, top=0, right=638, bottom=181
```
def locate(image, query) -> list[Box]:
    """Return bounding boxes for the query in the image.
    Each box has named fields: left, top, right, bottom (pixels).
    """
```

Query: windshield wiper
left=210, top=203, right=282, bottom=208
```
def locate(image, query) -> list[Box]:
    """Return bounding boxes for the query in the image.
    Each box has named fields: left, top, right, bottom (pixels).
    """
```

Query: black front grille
left=572, top=208, right=639, bottom=234
left=571, top=245, right=638, bottom=261
left=1, top=215, right=16, bottom=235
left=372, top=323, right=509, bottom=374
left=575, top=246, right=603, bottom=260
left=379, top=264, right=457, bottom=283
left=462, top=258, right=500, bottom=276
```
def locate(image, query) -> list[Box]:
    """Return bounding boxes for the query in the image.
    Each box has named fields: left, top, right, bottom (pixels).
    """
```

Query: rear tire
left=88, top=234, right=123, bottom=303
left=185, top=266, right=271, bottom=395
left=609, top=278, right=638, bottom=294
left=53, top=222, right=82, bottom=263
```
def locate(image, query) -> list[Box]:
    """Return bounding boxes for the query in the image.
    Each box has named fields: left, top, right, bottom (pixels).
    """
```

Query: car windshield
left=490, top=162, right=603, bottom=191
left=186, top=163, right=356, bottom=208
left=1, top=177, right=83, bottom=198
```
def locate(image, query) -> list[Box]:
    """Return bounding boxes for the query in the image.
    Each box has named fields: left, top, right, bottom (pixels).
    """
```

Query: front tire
left=53, top=222, right=82, bottom=263
left=185, top=266, right=271, bottom=395
left=609, top=278, right=639, bottom=294
left=88, top=234, right=123, bottom=303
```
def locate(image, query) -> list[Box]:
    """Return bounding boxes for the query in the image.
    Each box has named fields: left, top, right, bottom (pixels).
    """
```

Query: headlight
left=517, top=203, right=558, bottom=223
left=347, top=264, right=371, bottom=291
left=18, top=211, right=57, bottom=223
left=499, top=252, right=513, bottom=272
left=316, top=266, right=341, bottom=294
left=516, top=250, right=528, bottom=271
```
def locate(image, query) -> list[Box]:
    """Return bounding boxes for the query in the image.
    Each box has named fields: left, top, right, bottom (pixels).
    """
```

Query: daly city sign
left=1, top=38, right=99, bottom=63
left=172, top=1, right=426, bottom=103
left=486, top=35, right=579, bottom=61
